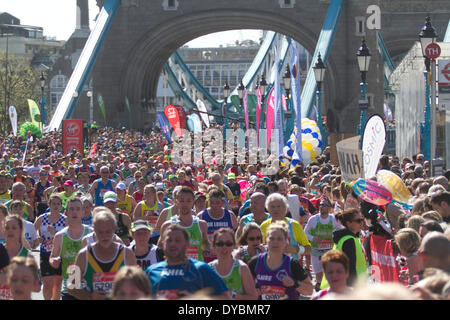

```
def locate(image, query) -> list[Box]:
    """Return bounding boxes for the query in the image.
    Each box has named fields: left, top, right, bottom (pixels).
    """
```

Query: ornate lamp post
left=356, top=39, right=371, bottom=136
left=313, top=53, right=326, bottom=150
left=419, top=16, right=438, bottom=162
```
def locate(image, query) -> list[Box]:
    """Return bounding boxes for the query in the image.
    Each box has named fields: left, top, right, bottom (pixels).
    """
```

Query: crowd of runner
left=0, top=126, right=449, bottom=300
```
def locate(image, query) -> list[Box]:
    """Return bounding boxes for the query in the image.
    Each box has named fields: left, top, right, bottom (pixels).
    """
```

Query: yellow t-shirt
left=260, top=217, right=310, bottom=247
left=0, top=190, right=11, bottom=204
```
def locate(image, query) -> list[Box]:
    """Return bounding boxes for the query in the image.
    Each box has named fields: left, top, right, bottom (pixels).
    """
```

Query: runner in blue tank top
left=198, top=189, right=237, bottom=262
left=89, top=166, right=116, bottom=206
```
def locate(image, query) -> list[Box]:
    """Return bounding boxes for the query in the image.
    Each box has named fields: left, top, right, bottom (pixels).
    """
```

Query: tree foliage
left=0, top=52, right=42, bottom=135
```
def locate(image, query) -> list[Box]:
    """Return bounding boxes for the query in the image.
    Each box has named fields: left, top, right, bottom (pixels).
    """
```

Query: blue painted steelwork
left=169, top=51, right=221, bottom=109
left=300, top=0, right=343, bottom=118
left=420, top=71, right=431, bottom=160
left=47, top=0, right=121, bottom=131
left=357, top=82, right=368, bottom=136
left=162, top=63, right=196, bottom=109
left=229, top=31, right=277, bottom=99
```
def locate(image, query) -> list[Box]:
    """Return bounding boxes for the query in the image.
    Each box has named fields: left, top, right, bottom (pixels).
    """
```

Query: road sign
left=438, top=60, right=450, bottom=111
left=425, top=43, right=441, bottom=59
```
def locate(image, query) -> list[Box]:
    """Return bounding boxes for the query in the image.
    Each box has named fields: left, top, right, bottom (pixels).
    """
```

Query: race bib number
left=186, top=246, right=199, bottom=260
left=157, top=289, right=180, bottom=300
left=260, top=285, right=287, bottom=300
left=0, top=285, right=11, bottom=300
left=318, top=238, right=333, bottom=250
left=92, top=272, right=116, bottom=293
left=43, top=238, right=54, bottom=251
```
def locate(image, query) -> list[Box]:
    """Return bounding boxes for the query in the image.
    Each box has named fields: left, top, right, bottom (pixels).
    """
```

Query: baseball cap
left=116, top=182, right=127, bottom=190
left=227, top=173, right=236, bottom=180
left=131, top=220, right=152, bottom=232
left=103, top=191, right=118, bottom=203
left=63, top=180, right=74, bottom=187
left=195, top=191, right=206, bottom=201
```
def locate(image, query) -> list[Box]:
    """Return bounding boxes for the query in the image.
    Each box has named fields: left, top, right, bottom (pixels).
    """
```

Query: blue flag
left=291, top=44, right=303, bottom=163
left=157, top=112, right=172, bottom=143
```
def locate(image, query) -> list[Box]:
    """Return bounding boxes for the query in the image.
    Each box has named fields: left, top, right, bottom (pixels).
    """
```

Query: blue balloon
left=287, top=149, right=294, bottom=157
left=318, top=140, right=322, bottom=148
left=312, top=132, right=318, bottom=139
left=287, top=141, right=293, bottom=148
left=292, top=159, right=299, bottom=166
left=303, top=128, right=312, bottom=134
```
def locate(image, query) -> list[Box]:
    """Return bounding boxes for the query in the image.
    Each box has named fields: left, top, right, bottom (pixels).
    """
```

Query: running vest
left=200, top=208, right=233, bottom=238
left=200, top=208, right=234, bottom=262
left=209, top=259, right=244, bottom=295
left=255, top=253, right=298, bottom=300
left=131, top=244, right=159, bottom=271
left=60, top=191, right=75, bottom=209
left=170, top=216, right=204, bottom=261
left=320, top=234, right=368, bottom=289
left=287, top=219, right=301, bottom=261
left=138, top=200, right=160, bottom=229
left=60, top=226, right=91, bottom=292
left=5, top=200, right=31, bottom=221
left=94, top=179, right=114, bottom=206
left=309, top=216, right=334, bottom=254
left=0, top=190, right=11, bottom=204
left=39, top=213, right=66, bottom=254
left=83, top=244, right=126, bottom=293
left=237, top=245, right=264, bottom=264
left=117, top=195, right=133, bottom=215
left=0, top=246, right=29, bottom=300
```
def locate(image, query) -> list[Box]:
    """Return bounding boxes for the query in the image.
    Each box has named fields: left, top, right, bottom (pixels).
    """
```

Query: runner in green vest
left=158, top=187, right=209, bottom=261
left=208, top=228, right=257, bottom=300
left=321, top=208, right=368, bottom=289
left=67, top=208, right=136, bottom=300
left=50, top=197, right=92, bottom=300
left=304, top=197, right=341, bottom=291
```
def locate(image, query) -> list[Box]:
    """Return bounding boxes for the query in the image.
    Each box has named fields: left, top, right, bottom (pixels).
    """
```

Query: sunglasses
left=214, top=241, right=234, bottom=247
left=247, top=236, right=262, bottom=241
left=353, top=218, right=364, bottom=223
left=101, top=171, right=109, bottom=174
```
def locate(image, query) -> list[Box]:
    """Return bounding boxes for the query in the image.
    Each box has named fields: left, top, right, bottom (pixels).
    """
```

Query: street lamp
left=237, top=80, right=245, bottom=129
left=313, top=53, right=326, bottom=150
left=223, top=82, right=230, bottom=132
left=419, top=16, right=438, bottom=162
left=356, top=38, right=371, bottom=136
left=86, top=90, right=94, bottom=124
left=39, top=72, right=46, bottom=129
left=258, top=75, right=268, bottom=130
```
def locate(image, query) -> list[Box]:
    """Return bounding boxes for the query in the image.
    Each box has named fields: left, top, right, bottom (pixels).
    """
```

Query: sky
left=1, top=0, right=262, bottom=46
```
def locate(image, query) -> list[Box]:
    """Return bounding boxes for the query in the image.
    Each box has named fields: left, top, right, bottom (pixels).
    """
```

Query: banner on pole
left=9, top=106, right=17, bottom=136
left=62, top=119, right=84, bottom=155
left=336, top=136, right=363, bottom=182
left=362, top=114, right=386, bottom=179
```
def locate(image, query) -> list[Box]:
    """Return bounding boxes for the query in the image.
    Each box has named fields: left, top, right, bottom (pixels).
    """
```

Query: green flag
left=27, top=99, right=42, bottom=129
left=97, top=93, right=107, bottom=124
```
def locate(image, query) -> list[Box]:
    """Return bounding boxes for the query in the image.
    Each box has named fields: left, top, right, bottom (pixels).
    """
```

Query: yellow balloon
left=376, top=170, right=412, bottom=204
left=305, top=142, right=313, bottom=151
left=302, top=140, right=308, bottom=147
left=310, top=150, right=317, bottom=159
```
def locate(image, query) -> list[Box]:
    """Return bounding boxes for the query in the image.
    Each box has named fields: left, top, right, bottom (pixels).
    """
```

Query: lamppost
left=39, top=72, right=46, bottom=130
left=313, top=53, right=326, bottom=150
left=282, top=65, right=292, bottom=142
left=223, top=82, right=230, bottom=136
left=86, top=90, right=94, bottom=124
left=259, top=75, right=268, bottom=130
left=356, top=39, right=371, bottom=136
left=419, top=16, right=438, bottom=162
left=237, top=80, right=245, bottom=129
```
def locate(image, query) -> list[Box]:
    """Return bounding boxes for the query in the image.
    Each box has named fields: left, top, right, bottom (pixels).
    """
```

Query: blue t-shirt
left=146, top=258, right=228, bottom=299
